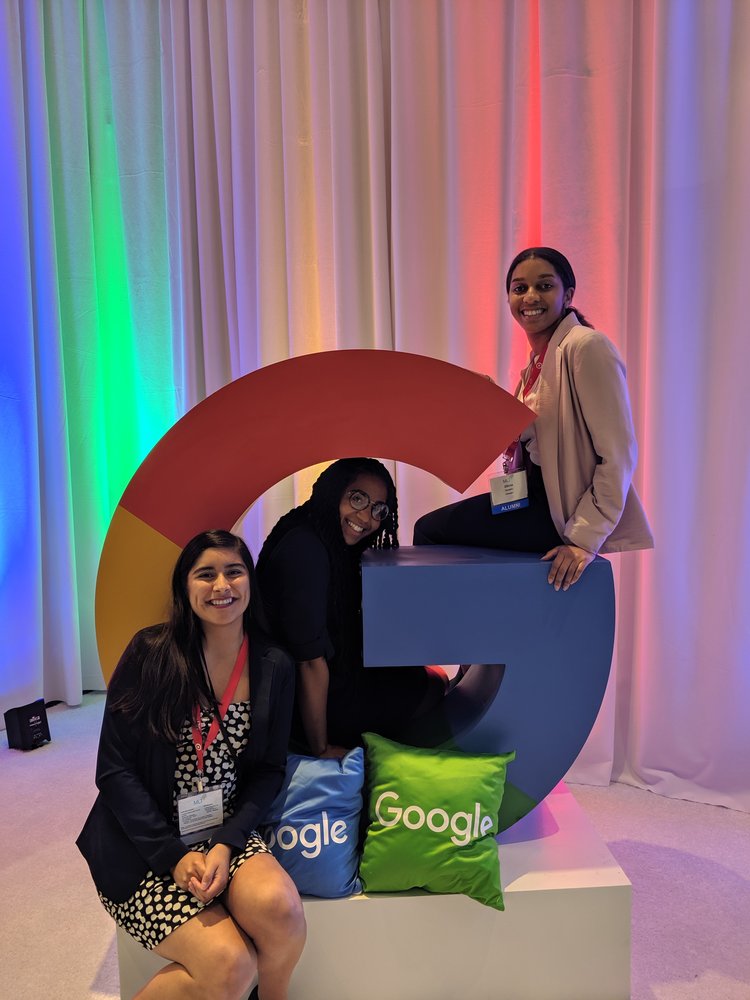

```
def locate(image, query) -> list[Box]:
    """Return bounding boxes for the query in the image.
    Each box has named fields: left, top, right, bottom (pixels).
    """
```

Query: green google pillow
left=360, top=732, right=515, bottom=911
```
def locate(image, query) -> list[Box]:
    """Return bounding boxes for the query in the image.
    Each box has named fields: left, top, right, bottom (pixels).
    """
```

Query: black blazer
left=76, top=627, right=295, bottom=902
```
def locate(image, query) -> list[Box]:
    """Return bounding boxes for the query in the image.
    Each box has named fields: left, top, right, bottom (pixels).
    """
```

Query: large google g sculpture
left=96, top=350, right=615, bottom=831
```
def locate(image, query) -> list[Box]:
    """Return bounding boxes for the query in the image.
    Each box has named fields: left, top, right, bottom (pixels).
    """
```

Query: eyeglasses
left=346, top=489, right=390, bottom=522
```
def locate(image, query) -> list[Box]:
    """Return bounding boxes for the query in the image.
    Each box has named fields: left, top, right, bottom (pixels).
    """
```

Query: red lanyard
left=191, top=635, right=248, bottom=777
left=521, top=343, right=548, bottom=400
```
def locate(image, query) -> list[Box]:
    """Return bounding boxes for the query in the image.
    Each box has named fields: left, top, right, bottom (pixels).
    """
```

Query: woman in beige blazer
left=413, top=246, right=653, bottom=591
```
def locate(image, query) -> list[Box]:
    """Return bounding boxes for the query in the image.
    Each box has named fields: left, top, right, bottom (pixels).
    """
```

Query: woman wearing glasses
left=257, top=458, right=445, bottom=758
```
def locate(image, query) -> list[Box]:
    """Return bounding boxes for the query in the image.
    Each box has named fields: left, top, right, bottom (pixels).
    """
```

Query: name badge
left=489, top=470, right=529, bottom=514
left=177, top=786, right=224, bottom=845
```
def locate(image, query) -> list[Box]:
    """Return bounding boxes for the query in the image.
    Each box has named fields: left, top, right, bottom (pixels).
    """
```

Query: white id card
left=489, top=470, right=529, bottom=514
left=177, top=787, right=224, bottom=845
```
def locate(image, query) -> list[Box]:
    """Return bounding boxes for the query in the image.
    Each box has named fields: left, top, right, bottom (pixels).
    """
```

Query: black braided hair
left=505, top=246, right=594, bottom=329
left=257, top=459, right=399, bottom=671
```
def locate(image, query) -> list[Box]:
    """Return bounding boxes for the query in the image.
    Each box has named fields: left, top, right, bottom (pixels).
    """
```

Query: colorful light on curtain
left=0, top=0, right=177, bottom=703
left=2, top=0, right=748, bottom=816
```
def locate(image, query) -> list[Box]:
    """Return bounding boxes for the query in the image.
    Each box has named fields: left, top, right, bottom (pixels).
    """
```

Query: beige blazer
left=527, top=311, right=653, bottom=554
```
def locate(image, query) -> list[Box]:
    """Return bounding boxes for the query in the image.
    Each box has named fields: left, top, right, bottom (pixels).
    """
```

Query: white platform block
left=117, top=783, right=629, bottom=1000
left=290, top=782, right=630, bottom=1000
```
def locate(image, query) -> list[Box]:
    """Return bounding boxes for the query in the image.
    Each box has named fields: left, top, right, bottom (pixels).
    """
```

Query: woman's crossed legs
left=138, top=855, right=305, bottom=1000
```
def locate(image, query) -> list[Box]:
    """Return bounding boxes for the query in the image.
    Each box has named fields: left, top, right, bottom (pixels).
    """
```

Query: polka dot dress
left=99, top=702, right=271, bottom=949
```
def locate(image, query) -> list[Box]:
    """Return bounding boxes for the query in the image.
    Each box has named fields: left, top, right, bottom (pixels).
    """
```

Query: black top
left=259, top=524, right=339, bottom=665
left=258, top=521, right=432, bottom=749
left=76, top=626, right=295, bottom=902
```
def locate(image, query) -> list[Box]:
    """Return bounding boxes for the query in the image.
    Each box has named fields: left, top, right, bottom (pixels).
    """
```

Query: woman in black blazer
left=77, top=529, right=305, bottom=1000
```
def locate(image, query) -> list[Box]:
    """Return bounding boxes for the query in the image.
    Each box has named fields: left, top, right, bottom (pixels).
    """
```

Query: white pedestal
left=117, top=783, right=630, bottom=1000
left=290, top=782, right=630, bottom=1000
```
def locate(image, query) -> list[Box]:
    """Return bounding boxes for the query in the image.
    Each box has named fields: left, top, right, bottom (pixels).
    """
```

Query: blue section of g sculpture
left=361, top=546, right=615, bottom=831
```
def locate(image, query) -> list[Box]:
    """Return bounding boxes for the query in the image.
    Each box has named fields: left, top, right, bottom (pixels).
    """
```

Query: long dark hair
left=505, top=246, right=594, bottom=329
left=110, top=529, right=268, bottom=742
left=257, top=458, right=398, bottom=669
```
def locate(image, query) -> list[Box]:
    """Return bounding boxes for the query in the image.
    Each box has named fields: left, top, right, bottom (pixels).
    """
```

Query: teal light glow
left=0, top=1, right=178, bottom=704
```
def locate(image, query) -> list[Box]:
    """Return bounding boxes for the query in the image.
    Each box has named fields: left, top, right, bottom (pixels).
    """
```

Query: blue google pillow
left=259, top=747, right=364, bottom=898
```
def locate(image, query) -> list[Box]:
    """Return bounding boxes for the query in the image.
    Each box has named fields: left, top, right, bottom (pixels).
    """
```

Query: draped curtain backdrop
left=2, top=0, right=748, bottom=814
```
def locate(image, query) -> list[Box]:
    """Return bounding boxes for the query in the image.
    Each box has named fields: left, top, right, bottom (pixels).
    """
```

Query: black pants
left=413, top=459, right=563, bottom=553
left=290, top=664, right=438, bottom=752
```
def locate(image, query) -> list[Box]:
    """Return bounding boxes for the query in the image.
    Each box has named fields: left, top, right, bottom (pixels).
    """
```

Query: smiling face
left=186, top=547, right=251, bottom=628
left=339, top=473, right=389, bottom=546
left=507, top=256, right=574, bottom=342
